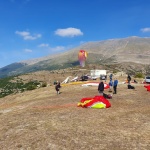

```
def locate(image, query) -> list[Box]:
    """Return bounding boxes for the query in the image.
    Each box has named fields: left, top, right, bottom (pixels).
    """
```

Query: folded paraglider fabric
left=128, top=84, right=135, bottom=89
left=82, top=82, right=110, bottom=89
left=77, top=95, right=111, bottom=109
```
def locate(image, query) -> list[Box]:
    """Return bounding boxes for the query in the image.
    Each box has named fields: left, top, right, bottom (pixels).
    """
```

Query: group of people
left=98, top=73, right=134, bottom=96
left=55, top=74, right=132, bottom=96
left=98, top=73, right=118, bottom=96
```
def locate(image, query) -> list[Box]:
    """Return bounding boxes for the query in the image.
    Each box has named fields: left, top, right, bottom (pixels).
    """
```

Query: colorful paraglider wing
left=78, top=50, right=87, bottom=67
left=77, top=96, right=111, bottom=108
left=144, top=85, right=150, bottom=91
left=104, top=83, right=110, bottom=89
left=81, top=82, right=110, bottom=89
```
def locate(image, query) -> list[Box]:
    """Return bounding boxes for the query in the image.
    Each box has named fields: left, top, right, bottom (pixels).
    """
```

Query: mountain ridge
left=0, top=36, right=150, bottom=78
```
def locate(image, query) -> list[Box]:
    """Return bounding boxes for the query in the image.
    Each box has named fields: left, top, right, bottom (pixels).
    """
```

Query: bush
left=134, top=72, right=144, bottom=78
left=41, top=82, right=47, bottom=87
left=0, top=76, right=48, bottom=98
left=26, top=85, right=37, bottom=90
left=113, top=70, right=118, bottom=74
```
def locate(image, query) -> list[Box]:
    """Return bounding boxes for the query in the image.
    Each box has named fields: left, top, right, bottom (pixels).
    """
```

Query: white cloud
left=80, top=41, right=86, bottom=44
left=15, top=31, right=41, bottom=40
left=38, top=43, right=66, bottom=52
left=10, top=0, right=31, bottom=3
left=55, top=27, right=83, bottom=37
left=24, top=49, right=33, bottom=53
left=49, top=46, right=65, bottom=52
left=38, top=43, right=49, bottom=47
left=140, top=28, right=150, bottom=33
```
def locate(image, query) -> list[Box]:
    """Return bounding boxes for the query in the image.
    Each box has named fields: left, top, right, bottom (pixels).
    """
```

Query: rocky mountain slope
left=0, top=36, right=150, bottom=78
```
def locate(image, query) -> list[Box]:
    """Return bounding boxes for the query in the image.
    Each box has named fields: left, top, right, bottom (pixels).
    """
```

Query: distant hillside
left=0, top=36, right=150, bottom=78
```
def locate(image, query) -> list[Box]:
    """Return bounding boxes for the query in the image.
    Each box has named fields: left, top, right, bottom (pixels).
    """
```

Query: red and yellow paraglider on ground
left=77, top=95, right=111, bottom=109
left=78, top=50, right=88, bottom=67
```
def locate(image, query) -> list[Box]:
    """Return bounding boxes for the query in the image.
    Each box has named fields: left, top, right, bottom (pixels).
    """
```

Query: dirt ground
left=0, top=73, right=150, bottom=150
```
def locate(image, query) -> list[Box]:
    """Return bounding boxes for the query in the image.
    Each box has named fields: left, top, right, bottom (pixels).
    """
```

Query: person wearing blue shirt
left=109, top=79, right=113, bottom=92
left=109, top=74, right=113, bottom=80
left=113, top=78, right=118, bottom=94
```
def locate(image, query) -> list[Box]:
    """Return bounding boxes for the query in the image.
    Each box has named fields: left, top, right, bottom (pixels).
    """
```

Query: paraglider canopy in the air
left=78, top=50, right=87, bottom=67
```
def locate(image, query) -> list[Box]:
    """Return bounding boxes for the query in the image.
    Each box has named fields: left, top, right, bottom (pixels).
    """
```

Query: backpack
left=103, top=93, right=112, bottom=99
left=128, top=85, right=135, bottom=89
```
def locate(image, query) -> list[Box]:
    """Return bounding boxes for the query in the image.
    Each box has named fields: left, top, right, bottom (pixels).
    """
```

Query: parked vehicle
left=100, top=75, right=106, bottom=80
left=91, top=76, right=98, bottom=80
left=145, top=76, right=150, bottom=83
left=90, top=70, right=106, bottom=80
left=80, top=75, right=89, bottom=81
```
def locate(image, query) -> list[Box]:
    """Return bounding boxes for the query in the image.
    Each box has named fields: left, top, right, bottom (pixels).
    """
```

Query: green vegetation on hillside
left=134, top=72, right=145, bottom=78
left=0, top=76, right=42, bottom=98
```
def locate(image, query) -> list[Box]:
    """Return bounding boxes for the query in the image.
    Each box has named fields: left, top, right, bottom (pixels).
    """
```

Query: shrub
left=113, top=70, right=118, bottom=74
left=26, top=85, right=37, bottom=90
left=134, top=72, right=144, bottom=78
left=41, top=82, right=47, bottom=87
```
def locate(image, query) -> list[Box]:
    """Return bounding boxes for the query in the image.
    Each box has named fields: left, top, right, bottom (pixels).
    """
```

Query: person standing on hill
left=55, top=81, right=61, bottom=95
left=127, top=74, right=131, bottom=85
left=109, top=74, right=113, bottom=80
left=113, top=78, right=118, bottom=94
left=98, top=80, right=104, bottom=95
left=109, top=79, right=113, bottom=92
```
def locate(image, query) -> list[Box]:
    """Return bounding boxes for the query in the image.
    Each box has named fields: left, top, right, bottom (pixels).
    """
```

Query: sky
left=0, top=0, right=150, bottom=68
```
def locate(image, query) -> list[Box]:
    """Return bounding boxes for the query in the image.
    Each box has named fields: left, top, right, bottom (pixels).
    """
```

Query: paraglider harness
left=128, top=84, right=135, bottom=89
left=103, top=93, right=112, bottom=99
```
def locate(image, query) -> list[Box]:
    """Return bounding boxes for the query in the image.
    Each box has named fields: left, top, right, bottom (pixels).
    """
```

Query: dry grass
left=0, top=72, right=150, bottom=150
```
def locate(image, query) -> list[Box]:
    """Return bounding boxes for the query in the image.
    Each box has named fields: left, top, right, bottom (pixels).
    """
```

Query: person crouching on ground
left=113, top=78, right=118, bottom=94
left=98, top=80, right=104, bottom=96
left=55, top=81, right=61, bottom=95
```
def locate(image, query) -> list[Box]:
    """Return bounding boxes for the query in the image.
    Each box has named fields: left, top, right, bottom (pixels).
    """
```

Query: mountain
left=0, top=36, right=150, bottom=78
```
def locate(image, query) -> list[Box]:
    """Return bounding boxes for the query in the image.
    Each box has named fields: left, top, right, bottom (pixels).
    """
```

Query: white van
left=90, top=70, right=106, bottom=80
left=145, top=76, right=150, bottom=83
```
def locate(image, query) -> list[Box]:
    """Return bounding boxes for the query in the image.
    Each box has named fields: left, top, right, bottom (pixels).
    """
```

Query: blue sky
left=0, top=0, right=150, bottom=68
